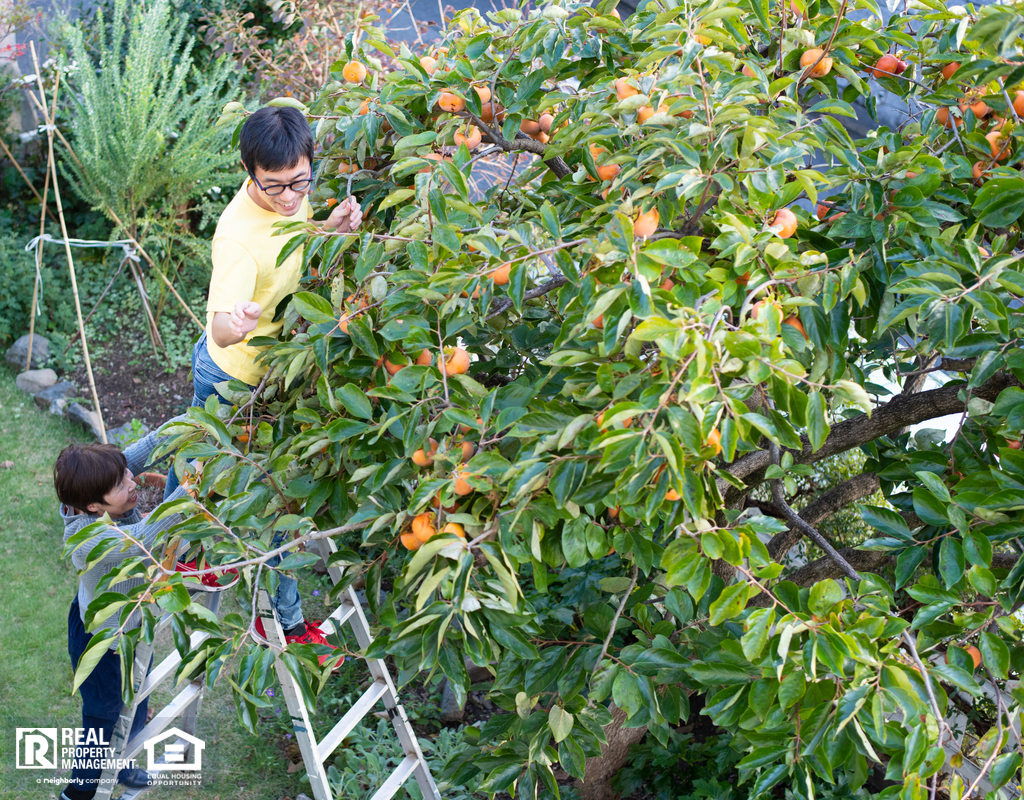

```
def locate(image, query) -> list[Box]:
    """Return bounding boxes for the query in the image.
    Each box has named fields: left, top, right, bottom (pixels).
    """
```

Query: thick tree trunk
left=575, top=703, right=647, bottom=800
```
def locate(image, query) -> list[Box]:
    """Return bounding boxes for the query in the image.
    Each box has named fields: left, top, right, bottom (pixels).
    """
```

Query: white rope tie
left=24, top=234, right=141, bottom=315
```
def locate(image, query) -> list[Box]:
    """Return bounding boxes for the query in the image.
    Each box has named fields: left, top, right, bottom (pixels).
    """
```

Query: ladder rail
left=257, top=590, right=335, bottom=800
left=257, top=536, right=443, bottom=800
left=316, top=680, right=389, bottom=763
left=93, top=591, right=222, bottom=800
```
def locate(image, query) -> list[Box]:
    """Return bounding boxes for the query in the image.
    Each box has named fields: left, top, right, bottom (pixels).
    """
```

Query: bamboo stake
left=128, top=257, right=164, bottom=357
left=103, top=206, right=205, bottom=332
left=25, top=77, right=61, bottom=371
left=30, top=45, right=107, bottom=443
left=26, top=164, right=51, bottom=370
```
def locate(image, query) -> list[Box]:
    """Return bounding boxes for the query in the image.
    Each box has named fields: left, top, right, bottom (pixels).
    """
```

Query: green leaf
left=562, top=518, right=590, bottom=568
left=808, top=580, right=842, bottom=615
left=335, top=384, right=373, bottom=419
left=778, top=670, right=806, bottom=709
left=963, top=532, right=992, bottom=567
left=860, top=506, right=912, bottom=539
left=741, top=607, right=775, bottom=661
left=913, top=487, right=949, bottom=527
left=973, top=177, right=1024, bottom=227
left=938, top=537, right=965, bottom=588
left=72, top=632, right=117, bottom=694
left=612, top=669, right=642, bottom=717
left=979, top=632, right=1010, bottom=679
left=806, top=392, right=830, bottom=452
left=895, top=547, right=928, bottom=589
left=915, top=471, right=951, bottom=504
left=292, top=291, right=335, bottom=324
left=548, top=706, right=574, bottom=743
left=708, top=581, right=752, bottom=625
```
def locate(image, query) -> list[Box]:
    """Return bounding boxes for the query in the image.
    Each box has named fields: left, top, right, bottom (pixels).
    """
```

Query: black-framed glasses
left=248, top=168, right=313, bottom=196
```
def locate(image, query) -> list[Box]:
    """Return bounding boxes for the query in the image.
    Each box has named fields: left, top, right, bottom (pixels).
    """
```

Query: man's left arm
left=320, top=196, right=364, bottom=233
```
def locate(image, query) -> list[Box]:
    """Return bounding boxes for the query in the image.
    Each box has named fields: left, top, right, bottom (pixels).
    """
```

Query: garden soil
left=68, top=332, right=193, bottom=430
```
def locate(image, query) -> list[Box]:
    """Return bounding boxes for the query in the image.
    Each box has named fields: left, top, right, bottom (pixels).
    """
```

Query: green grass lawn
left=0, top=368, right=309, bottom=800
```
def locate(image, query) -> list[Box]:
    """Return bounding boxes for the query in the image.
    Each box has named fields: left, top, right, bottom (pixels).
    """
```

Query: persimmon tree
left=73, top=0, right=1024, bottom=797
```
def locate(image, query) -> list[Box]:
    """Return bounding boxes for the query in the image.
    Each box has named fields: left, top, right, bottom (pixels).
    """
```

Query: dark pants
left=164, top=331, right=253, bottom=500
left=66, top=597, right=148, bottom=796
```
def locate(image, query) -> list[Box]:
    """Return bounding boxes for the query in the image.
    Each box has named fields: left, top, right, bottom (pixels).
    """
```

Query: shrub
left=56, top=0, right=238, bottom=331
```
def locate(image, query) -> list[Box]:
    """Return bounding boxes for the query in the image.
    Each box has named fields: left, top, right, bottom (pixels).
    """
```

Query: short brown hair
left=53, top=444, right=128, bottom=511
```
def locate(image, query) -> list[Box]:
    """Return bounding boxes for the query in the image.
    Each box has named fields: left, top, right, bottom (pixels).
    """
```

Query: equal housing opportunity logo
left=16, top=726, right=204, bottom=772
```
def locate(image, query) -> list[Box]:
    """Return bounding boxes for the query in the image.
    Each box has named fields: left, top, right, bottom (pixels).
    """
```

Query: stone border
left=5, top=332, right=147, bottom=444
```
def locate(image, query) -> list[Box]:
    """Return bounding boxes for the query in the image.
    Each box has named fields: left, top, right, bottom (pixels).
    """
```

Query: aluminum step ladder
left=258, top=535, right=442, bottom=800
left=94, top=587, right=225, bottom=800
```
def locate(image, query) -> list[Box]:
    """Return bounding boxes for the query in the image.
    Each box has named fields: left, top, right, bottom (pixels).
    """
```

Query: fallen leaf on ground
left=1, top=461, right=13, bottom=469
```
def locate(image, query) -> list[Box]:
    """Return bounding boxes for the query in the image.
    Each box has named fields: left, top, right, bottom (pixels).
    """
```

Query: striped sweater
left=61, top=424, right=190, bottom=644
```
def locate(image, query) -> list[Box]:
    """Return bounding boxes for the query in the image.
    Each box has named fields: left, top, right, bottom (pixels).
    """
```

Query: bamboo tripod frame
left=12, top=48, right=208, bottom=439
left=28, top=44, right=107, bottom=443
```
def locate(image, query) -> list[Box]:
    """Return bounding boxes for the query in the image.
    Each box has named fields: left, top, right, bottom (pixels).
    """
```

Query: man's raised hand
left=230, top=301, right=262, bottom=339
left=326, top=196, right=364, bottom=234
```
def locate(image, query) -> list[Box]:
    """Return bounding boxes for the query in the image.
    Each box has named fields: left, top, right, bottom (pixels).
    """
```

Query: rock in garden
left=16, top=368, right=58, bottom=393
left=65, top=403, right=105, bottom=440
left=5, top=333, right=50, bottom=370
left=49, top=398, right=68, bottom=417
left=34, top=381, right=77, bottom=408
left=107, top=421, right=150, bottom=447
left=439, top=678, right=465, bottom=723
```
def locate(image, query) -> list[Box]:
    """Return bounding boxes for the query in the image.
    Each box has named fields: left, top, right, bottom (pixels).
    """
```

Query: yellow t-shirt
left=205, top=180, right=312, bottom=385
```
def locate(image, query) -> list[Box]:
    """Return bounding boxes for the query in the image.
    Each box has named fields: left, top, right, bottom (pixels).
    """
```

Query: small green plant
left=616, top=731, right=881, bottom=800
left=323, top=709, right=482, bottom=800
left=112, top=418, right=148, bottom=446
left=614, top=732, right=744, bottom=800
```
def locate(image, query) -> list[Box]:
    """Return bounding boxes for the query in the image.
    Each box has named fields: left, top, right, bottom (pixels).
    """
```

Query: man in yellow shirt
left=205, top=104, right=362, bottom=384
left=168, top=105, right=361, bottom=664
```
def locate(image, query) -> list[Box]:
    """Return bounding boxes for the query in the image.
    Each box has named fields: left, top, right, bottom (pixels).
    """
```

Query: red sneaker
left=176, top=557, right=240, bottom=591
left=254, top=618, right=344, bottom=668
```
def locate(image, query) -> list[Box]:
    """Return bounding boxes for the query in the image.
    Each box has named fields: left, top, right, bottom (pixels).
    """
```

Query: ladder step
left=318, top=600, right=356, bottom=638
left=368, top=754, right=419, bottom=800
left=122, top=683, right=203, bottom=760
left=137, top=631, right=210, bottom=701
left=316, top=681, right=391, bottom=763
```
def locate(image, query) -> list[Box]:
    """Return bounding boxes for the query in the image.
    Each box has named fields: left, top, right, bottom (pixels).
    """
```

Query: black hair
left=54, top=444, right=128, bottom=511
left=239, top=106, right=314, bottom=174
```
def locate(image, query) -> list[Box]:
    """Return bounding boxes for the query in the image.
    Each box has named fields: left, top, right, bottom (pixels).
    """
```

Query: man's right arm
left=208, top=239, right=260, bottom=347
left=210, top=301, right=262, bottom=348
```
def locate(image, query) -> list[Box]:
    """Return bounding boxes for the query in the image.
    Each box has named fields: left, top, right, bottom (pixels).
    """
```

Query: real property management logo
left=16, top=728, right=58, bottom=769
left=16, top=726, right=204, bottom=772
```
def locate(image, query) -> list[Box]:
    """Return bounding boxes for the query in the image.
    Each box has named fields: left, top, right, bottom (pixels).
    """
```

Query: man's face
left=86, top=468, right=138, bottom=518
left=246, top=157, right=311, bottom=217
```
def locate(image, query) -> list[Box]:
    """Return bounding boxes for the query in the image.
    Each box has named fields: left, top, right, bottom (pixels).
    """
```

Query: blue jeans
left=165, top=333, right=304, bottom=631
left=66, top=598, right=149, bottom=794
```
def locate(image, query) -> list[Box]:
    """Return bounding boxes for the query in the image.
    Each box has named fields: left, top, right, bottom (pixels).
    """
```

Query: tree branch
left=718, top=371, right=1020, bottom=500
left=486, top=275, right=568, bottom=319
left=766, top=472, right=882, bottom=560
left=774, top=548, right=1020, bottom=589
left=465, top=108, right=572, bottom=179
left=768, top=443, right=861, bottom=581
